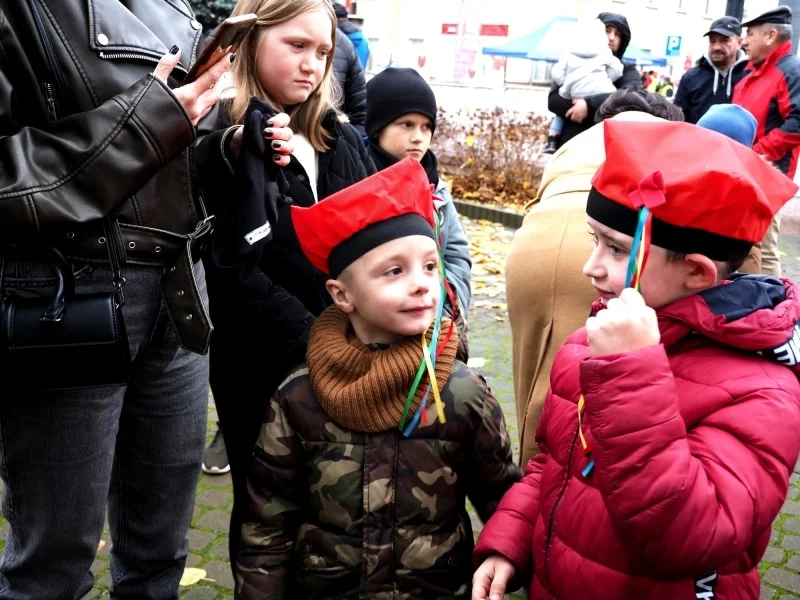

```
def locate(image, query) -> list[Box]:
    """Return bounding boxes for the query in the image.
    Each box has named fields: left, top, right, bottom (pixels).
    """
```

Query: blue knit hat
left=696, top=104, right=757, bottom=147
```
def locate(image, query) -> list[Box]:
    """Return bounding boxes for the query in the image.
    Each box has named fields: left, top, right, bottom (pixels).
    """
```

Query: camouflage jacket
left=236, top=361, right=521, bottom=599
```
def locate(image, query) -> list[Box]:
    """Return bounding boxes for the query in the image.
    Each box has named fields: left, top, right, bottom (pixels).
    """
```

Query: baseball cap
left=705, top=16, right=743, bottom=37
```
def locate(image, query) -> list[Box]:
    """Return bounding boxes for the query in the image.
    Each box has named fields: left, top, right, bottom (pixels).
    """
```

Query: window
left=705, top=0, right=725, bottom=17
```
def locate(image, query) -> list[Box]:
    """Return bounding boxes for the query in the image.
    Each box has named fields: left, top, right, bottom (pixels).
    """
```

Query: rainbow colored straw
left=578, top=172, right=666, bottom=477
left=398, top=208, right=456, bottom=436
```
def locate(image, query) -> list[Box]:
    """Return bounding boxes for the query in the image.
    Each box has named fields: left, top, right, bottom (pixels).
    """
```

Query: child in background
left=544, top=19, right=623, bottom=153
left=366, top=67, right=473, bottom=318
left=473, top=120, right=800, bottom=599
left=236, top=158, right=520, bottom=599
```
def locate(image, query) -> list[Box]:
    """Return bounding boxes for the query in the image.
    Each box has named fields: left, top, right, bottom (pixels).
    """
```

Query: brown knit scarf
left=306, top=307, right=459, bottom=433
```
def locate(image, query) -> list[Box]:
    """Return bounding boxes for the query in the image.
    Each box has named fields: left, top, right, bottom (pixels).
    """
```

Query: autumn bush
left=432, top=107, right=550, bottom=212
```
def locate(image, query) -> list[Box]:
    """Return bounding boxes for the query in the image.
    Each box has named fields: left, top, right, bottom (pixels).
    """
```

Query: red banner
left=441, top=23, right=508, bottom=36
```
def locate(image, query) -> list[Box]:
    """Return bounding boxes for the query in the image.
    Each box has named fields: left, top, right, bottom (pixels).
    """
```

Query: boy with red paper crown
left=235, top=157, right=520, bottom=599
left=472, top=120, right=800, bottom=600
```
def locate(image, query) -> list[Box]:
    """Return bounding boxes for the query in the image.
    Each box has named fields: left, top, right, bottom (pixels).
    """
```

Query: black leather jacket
left=0, top=0, right=217, bottom=353
left=0, top=0, right=212, bottom=242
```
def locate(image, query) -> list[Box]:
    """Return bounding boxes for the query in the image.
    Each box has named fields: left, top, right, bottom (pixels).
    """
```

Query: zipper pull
left=42, top=81, right=57, bottom=122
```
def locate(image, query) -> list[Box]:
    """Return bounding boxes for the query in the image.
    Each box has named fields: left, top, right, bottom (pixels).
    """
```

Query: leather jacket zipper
left=42, top=81, right=57, bottom=122
left=542, top=423, right=581, bottom=582
left=28, top=0, right=68, bottom=103
left=98, top=52, right=188, bottom=75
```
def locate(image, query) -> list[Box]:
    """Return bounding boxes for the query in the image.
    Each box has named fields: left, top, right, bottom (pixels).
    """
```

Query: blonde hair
left=227, top=0, right=340, bottom=151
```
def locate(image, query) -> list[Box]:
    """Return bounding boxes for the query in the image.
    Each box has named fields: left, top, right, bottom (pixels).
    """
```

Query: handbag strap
left=102, top=218, right=127, bottom=308
left=28, top=0, right=127, bottom=307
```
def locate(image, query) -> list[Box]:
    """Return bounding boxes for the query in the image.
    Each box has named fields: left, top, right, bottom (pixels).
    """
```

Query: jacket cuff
left=125, top=75, right=196, bottom=166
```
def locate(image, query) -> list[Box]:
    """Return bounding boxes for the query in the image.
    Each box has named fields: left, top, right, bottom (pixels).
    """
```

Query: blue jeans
left=549, top=115, right=565, bottom=137
left=0, top=260, right=209, bottom=599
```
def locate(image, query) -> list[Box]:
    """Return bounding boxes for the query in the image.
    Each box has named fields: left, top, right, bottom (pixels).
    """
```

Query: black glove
left=210, top=97, right=291, bottom=269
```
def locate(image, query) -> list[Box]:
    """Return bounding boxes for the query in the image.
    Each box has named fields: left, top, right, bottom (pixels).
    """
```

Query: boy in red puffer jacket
left=472, top=119, right=800, bottom=600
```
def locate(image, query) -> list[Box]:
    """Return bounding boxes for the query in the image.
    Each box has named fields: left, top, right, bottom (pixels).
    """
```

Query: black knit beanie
left=366, top=68, right=437, bottom=139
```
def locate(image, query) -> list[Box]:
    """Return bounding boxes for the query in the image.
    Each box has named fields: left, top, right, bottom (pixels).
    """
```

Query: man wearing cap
left=733, top=6, right=800, bottom=276
left=674, top=16, right=748, bottom=124
left=547, top=12, right=642, bottom=149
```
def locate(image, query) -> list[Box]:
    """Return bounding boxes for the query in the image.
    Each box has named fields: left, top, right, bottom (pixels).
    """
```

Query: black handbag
left=0, top=219, right=131, bottom=391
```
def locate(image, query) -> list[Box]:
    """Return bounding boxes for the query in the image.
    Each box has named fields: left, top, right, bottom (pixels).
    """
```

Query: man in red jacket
left=472, top=120, right=800, bottom=600
left=733, top=6, right=800, bottom=276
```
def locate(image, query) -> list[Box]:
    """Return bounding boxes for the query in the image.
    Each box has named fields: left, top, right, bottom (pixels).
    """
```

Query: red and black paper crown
left=587, top=120, right=799, bottom=261
left=292, top=157, right=436, bottom=277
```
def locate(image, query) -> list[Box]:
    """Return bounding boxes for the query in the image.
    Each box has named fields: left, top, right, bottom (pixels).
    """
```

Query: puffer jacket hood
left=661, top=274, right=800, bottom=372
left=475, top=275, right=800, bottom=598
left=598, top=12, right=631, bottom=59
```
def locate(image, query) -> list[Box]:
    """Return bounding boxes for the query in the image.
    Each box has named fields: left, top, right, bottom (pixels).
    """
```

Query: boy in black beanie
left=366, top=68, right=473, bottom=320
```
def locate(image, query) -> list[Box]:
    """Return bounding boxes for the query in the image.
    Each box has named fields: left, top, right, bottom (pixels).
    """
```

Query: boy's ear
left=683, top=254, right=719, bottom=290
left=326, top=278, right=356, bottom=314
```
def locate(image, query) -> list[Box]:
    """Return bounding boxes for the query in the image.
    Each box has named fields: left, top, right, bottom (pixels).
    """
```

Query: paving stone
left=780, top=535, right=800, bottom=552
left=760, top=588, right=775, bottom=600
left=764, top=567, right=800, bottom=593
left=783, top=518, right=800, bottom=534
left=97, top=570, right=113, bottom=588
left=208, top=540, right=229, bottom=559
left=187, top=528, right=216, bottom=552
left=783, top=500, right=800, bottom=516
left=80, top=590, right=104, bottom=600
left=787, top=555, right=800, bottom=572
left=790, top=487, right=800, bottom=501
left=186, top=552, right=204, bottom=568
left=790, top=473, right=799, bottom=486
left=764, top=547, right=786, bottom=565
left=201, top=473, right=233, bottom=489
left=181, top=587, right=218, bottom=600
left=91, top=559, right=108, bottom=575
left=196, top=510, right=230, bottom=535
left=195, top=489, right=231, bottom=509
left=201, top=559, right=235, bottom=591
left=772, top=529, right=781, bottom=544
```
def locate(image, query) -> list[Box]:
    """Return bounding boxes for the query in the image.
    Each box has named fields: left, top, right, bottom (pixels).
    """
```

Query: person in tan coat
left=509, top=89, right=763, bottom=467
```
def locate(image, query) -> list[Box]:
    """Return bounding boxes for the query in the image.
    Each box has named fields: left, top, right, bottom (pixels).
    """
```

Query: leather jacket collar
left=87, top=0, right=199, bottom=72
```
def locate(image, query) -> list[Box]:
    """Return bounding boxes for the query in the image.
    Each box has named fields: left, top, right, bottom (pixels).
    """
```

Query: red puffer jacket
left=475, top=275, right=800, bottom=599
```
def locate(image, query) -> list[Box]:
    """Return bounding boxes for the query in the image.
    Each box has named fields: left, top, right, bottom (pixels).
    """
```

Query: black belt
left=2, top=217, right=216, bottom=356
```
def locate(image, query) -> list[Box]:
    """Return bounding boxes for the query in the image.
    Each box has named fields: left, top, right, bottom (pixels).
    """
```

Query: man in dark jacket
left=334, top=2, right=370, bottom=69
left=334, top=29, right=367, bottom=137
left=547, top=11, right=641, bottom=149
left=674, top=16, right=748, bottom=124
left=734, top=5, right=800, bottom=277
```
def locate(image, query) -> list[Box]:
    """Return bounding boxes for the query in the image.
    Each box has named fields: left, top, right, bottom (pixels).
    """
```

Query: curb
left=452, top=199, right=524, bottom=229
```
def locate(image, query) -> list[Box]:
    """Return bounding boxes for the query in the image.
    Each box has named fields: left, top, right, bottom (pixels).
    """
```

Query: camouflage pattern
left=236, top=361, right=521, bottom=599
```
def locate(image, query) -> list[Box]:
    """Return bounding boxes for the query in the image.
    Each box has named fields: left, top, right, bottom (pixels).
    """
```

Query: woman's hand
left=229, top=112, right=295, bottom=166
left=153, top=47, right=233, bottom=126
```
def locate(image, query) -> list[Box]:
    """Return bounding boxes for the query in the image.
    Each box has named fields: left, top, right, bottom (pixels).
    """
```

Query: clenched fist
left=586, top=288, right=660, bottom=357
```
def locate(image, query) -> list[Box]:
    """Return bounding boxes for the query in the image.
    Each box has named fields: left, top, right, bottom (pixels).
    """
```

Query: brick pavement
left=2, top=216, right=800, bottom=598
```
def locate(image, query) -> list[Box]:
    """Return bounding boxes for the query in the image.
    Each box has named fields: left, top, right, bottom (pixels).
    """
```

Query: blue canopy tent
left=482, top=16, right=668, bottom=67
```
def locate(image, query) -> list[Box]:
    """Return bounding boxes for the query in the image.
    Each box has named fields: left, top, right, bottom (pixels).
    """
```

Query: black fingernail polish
left=169, top=45, right=179, bottom=55
left=266, top=119, right=275, bottom=128
left=273, top=154, right=281, bottom=162
left=272, top=140, right=282, bottom=149
left=230, top=53, right=236, bottom=63
left=263, top=129, right=274, bottom=138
